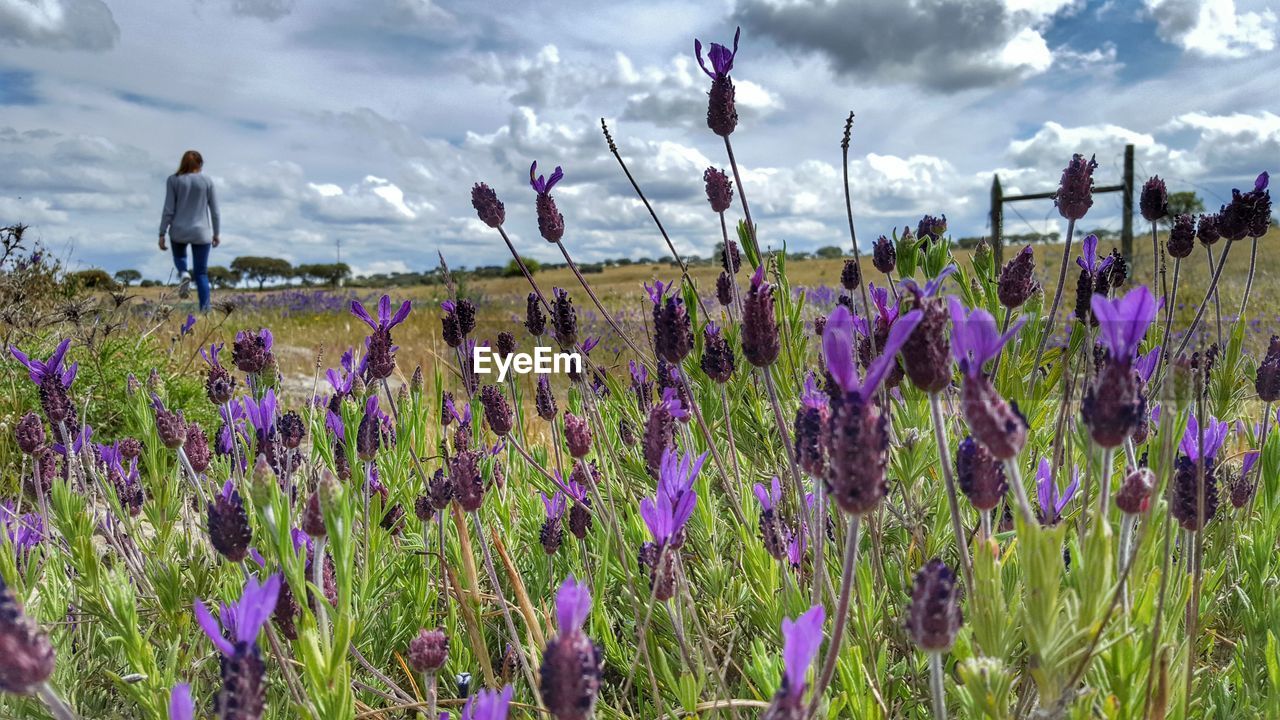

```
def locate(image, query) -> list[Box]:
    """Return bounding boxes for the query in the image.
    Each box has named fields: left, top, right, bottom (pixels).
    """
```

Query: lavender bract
left=531, top=162, right=566, bottom=243
left=695, top=27, right=740, bottom=137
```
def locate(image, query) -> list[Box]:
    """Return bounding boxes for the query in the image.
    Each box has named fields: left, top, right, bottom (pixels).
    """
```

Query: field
left=2, top=161, right=1279, bottom=720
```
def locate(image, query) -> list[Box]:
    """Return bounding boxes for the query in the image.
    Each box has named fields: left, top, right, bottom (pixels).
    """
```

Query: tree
left=814, top=246, right=844, bottom=260
left=1166, top=191, right=1204, bottom=222
left=296, top=263, right=352, bottom=287
left=230, top=256, right=293, bottom=289
left=72, top=268, right=118, bottom=291
left=503, top=257, right=541, bottom=277
left=208, top=266, right=242, bottom=289
left=113, top=269, right=142, bottom=286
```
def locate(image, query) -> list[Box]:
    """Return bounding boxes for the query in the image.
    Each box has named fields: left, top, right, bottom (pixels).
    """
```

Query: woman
left=158, top=150, right=220, bottom=311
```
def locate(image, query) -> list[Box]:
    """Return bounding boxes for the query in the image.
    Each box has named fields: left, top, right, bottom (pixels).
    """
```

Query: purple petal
left=1081, top=234, right=1099, bottom=271
left=390, top=300, right=412, bottom=328
left=234, top=574, right=281, bottom=646
left=781, top=604, right=826, bottom=695
left=640, top=498, right=667, bottom=542
left=821, top=305, right=857, bottom=392
left=555, top=575, right=592, bottom=635
left=169, top=683, right=194, bottom=720
left=194, top=599, right=235, bottom=656
left=859, top=309, right=923, bottom=401
left=1256, top=171, right=1269, bottom=192
left=378, top=295, right=392, bottom=326
left=349, top=300, right=375, bottom=330
left=753, top=482, right=772, bottom=510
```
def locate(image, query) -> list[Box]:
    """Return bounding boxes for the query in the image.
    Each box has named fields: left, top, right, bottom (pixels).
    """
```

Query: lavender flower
left=1055, top=153, right=1098, bottom=221
left=471, top=183, right=506, bottom=228
left=700, top=322, right=735, bottom=383
left=955, top=436, right=1007, bottom=512
left=648, top=279, right=693, bottom=364
left=552, top=288, right=577, bottom=349
left=872, top=235, right=896, bottom=274
left=1115, top=466, right=1156, bottom=515
left=540, top=576, right=602, bottom=720
left=917, top=214, right=947, bottom=244
left=762, top=605, right=825, bottom=719
left=1167, top=214, right=1196, bottom=259
left=0, top=574, right=55, bottom=695
left=567, top=481, right=592, bottom=539
left=998, top=245, right=1039, bottom=309
left=1035, top=458, right=1079, bottom=525
left=408, top=628, right=450, bottom=673
left=535, top=375, right=558, bottom=421
left=949, top=297, right=1027, bottom=458
left=639, top=448, right=705, bottom=599
left=351, top=295, right=411, bottom=380
left=152, top=395, right=187, bottom=450
left=704, top=166, right=734, bottom=214
left=14, top=412, right=44, bottom=455
left=695, top=27, right=740, bottom=137
left=840, top=258, right=861, bottom=291
left=743, top=265, right=780, bottom=367
left=563, top=412, right=592, bottom=458
left=794, top=373, right=828, bottom=477
left=1196, top=213, right=1221, bottom=246
left=526, top=293, right=547, bottom=337
left=716, top=272, right=734, bottom=306
left=194, top=574, right=280, bottom=720
left=721, top=239, right=742, bottom=275
left=10, top=339, right=78, bottom=426
left=643, top=388, right=687, bottom=478
left=541, top=490, right=567, bottom=555
left=450, top=450, right=484, bottom=512
left=461, top=685, right=513, bottom=720
left=202, top=342, right=237, bottom=405
left=1140, top=176, right=1168, bottom=222
left=905, top=559, right=962, bottom=652
left=1082, top=286, right=1157, bottom=447
left=185, top=423, right=212, bottom=473
left=531, top=162, right=566, bottom=243
left=480, top=385, right=513, bottom=436
left=821, top=305, right=923, bottom=515
left=1171, top=413, right=1228, bottom=531
left=1256, top=335, right=1280, bottom=402
left=232, top=329, right=274, bottom=375
left=208, top=479, right=253, bottom=562
left=753, top=476, right=788, bottom=560
left=899, top=267, right=957, bottom=394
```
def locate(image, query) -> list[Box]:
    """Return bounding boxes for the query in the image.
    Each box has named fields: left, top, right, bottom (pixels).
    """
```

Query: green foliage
left=231, top=255, right=294, bottom=289
left=503, top=257, right=540, bottom=277
left=296, top=262, right=352, bottom=287
left=113, top=269, right=142, bottom=286
left=69, top=268, right=119, bottom=291
left=208, top=264, right=242, bottom=289
left=814, top=245, right=844, bottom=259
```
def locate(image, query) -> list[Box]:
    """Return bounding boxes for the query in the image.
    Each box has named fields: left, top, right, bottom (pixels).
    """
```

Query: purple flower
left=9, top=338, right=78, bottom=388
left=1055, top=153, right=1098, bottom=221
left=180, top=314, right=197, bottom=337
left=350, top=295, right=411, bottom=333
left=1035, top=458, right=1079, bottom=525
left=823, top=305, right=922, bottom=402
left=640, top=448, right=705, bottom=545
left=461, top=685, right=513, bottom=720
left=232, top=328, right=274, bottom=374
left=242, top=389, right=278, bottom=435
left=778, top=605, right=824, bottom=699
left=704, top=166, right=734, bottom=214
left=695, top=27, right=739, bottom=78
left=531, top=162, right=566, bottom=243
left=753, top=476, right=783, bottom=512
left=695, top=27, right=741, bottom=136
left=1243, top=450, right=1260, bottom=477
left=1091, top=286, right=1158, bottom=362
left=1179, top=413, right=1229, bottom=462
left=1, top=502, right=45, bottom=555
left=947, top=297, right=1024, bottom=378
left=194, top=574, right=280, bottom=657
left=168, top=683, right=194, bottom=720
left=1075, top=233, right=1115, bottom=276
left=1134, top=345, right=1161, bottom=386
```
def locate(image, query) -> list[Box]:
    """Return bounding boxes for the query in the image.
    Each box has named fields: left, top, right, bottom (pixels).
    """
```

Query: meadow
left=1, top=32, right=1279, bottom=720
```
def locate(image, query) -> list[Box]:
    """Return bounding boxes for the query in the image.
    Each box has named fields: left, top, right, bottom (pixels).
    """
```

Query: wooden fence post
left=990, top=174, right=1004, bottom=265
left=1121, top=143, right=1134, bottom=263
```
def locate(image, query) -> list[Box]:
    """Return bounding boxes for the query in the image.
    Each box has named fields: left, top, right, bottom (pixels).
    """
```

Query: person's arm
left=207, top=178, right=221, bottom=240
left=159, top=175, right=175, bottom=248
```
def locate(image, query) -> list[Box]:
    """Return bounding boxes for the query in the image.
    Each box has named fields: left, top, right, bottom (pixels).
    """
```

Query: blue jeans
left=171, top=242, right=211, bottom=311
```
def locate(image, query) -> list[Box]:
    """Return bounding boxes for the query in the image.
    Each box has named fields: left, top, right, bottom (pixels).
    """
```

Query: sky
left=0, top=0, right=1277, bottom=280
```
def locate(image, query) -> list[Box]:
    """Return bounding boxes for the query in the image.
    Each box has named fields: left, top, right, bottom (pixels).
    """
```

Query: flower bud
left=1255, top=335, right=1280, bottom=402
left=905, top=559, right=962, bottom=653
left=480, top=385, right=513, bottom=436
left=207, top=479, right=253, bottom=563
left=1115, top=466, right=1155, bottom=515
left=279, top=411, right=305, bottom=449
left=563, top=412, right=592, bottom=458
left=840, top=258, right=861, bottom=291
left=955, top=436, right=1007, bottom=511
left=742, top=266, right=780, bottom=368
left=0, top=575, right=56, bottom=694
left=471, top=183, right=505, bottom=228
left=408, top=628, right=450, bottom=673
left=704, top=167, right=734, bottom=214
left=1055, top=153, right=1098, bottom=221
left=14, top=412, right=44, bottom=455
left=185, top=423, right=212, bottom=473
left=997, top=246, right=1039, bottom=309
left=1167, top=213, right=1195, bottom=259
left=302, top=490, right=326, bottom=538
left=872, top=236, right=895, bottom=274
left=526, top=293, right=547, bottom=337
left=1140, top=176, right=1168, bottom=222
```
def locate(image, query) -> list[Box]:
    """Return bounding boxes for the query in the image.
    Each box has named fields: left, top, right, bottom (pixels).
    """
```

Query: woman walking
left=158, top=150, right=220, bottom=311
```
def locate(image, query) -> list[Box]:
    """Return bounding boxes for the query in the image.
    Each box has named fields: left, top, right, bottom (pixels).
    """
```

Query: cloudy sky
left=1, top=0, right=1276, bottom=280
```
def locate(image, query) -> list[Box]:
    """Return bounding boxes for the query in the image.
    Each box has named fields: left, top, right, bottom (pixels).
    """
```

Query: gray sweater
left=159, top=172, right=220, bottom=244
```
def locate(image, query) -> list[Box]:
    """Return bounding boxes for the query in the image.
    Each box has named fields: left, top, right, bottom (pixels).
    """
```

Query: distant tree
left=72, top=268, right=118, bottom=291
left=1166, top=191, right=1204, bottom=222
left=113, top=269, right=142, bottom=286
left=230, top=256, right=293, bottom=289
left=814, top=246, right=844, bottom=259
left=208, top=266, right=242, bottom=289
left=296, top=262, right=351, bottom=287
left=140, top=279, right=160, bottom=288
left=787, top=251, right=812, bottom=261
left=503, top=257, right=541, bottom=277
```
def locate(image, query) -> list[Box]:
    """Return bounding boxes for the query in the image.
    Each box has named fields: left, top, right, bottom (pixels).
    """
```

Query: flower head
left=695, top=27, right=741, bottom=136
left=767, top=604, right=824, bottom=706
left=743, top=265, right=781, bottom=367
left=872, top=235, right=896, bottom=274
left=948, top=297, right=1024, bottom=379
left=471, top=182, right=506, bottom=228
left=461, top=685, right=513, bottom=720
left=823, top=304, right=922, bottom=402
left=9, top=339, right=77, bottom=389
left=1092, top=286, right=1157, bottom=362
left=1035, top=458, right=1079, bottom=525
left=997, top=245, right=1039, bottom=309
left=1179, top=412, right=1230, bottom=462
left=704, top=166, right=734, bottom=214
left=1055, top=153, right=1098, bottom=221
left=194, top=574, right=281, bottom=657
left=906, top=559, right=963, bottom=652
left=530, top=162, right=566, bottom=243
left=1140, top=176, right=1168, bottom=222
left=640, top=448, right=704, bottom=544
left=168, top=683, right=194, bottom=720
left=695, top=27, right=739, bottom=79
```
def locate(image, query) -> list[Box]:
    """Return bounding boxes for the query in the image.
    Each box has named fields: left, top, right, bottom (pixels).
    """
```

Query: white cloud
left=0, top=0, right=119, bottom=50
left=1145, top=0, right=1277, bottom=58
